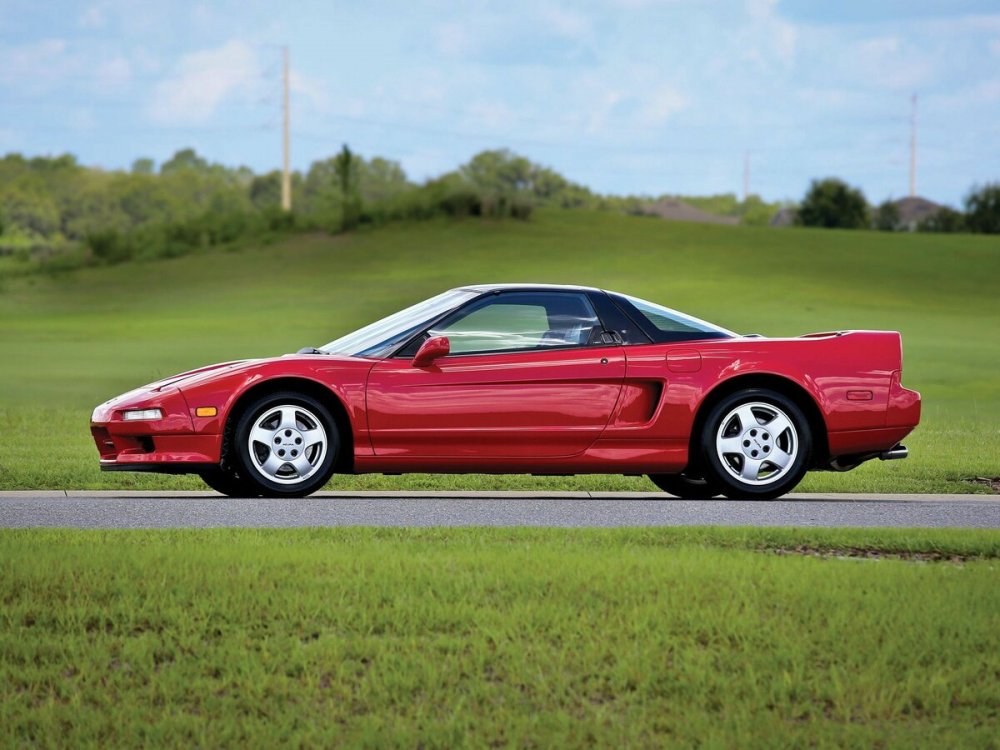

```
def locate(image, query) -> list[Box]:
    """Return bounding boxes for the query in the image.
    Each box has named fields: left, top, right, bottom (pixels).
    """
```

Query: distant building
left=642, top=198, right=740, bottom=226
left=769, top=207, right=797, bottom=227
left=893, top=196, right=942, bottom=231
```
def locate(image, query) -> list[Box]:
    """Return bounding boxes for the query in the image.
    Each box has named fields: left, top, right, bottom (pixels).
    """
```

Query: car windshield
left=320, top=289, right=479, bottom=357
left=616, top=294, right=736, bottom=337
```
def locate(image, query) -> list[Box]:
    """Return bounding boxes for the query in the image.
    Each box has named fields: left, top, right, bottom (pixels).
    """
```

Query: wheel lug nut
left=274, top=437, right=280, bottom=444
left=764, top=446, right=770, bottom=452
left=285, top=429, right=292, bottom=437
left=295, top=438, right=302, bottom=445
left=751, top=450, right=758, bottom=457
left=762, top=433, right=769, bottom=440
left=278, top=449, right=285, bottom=457
left=743, top=440, right=750, bottom=447
left=291, top=450, right=298, bottom=457
left=750, top=430, right=757, bottom=437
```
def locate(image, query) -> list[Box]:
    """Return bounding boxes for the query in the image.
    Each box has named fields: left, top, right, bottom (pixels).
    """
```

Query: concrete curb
left=0, top=490, right=997, bottom=503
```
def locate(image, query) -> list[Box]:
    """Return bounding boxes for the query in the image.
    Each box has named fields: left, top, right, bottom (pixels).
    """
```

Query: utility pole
left=742, top=151, right=750, bottom=202
left=909, top=93, right=917, bottom=198
left=281, top=45, right=291, bottom=212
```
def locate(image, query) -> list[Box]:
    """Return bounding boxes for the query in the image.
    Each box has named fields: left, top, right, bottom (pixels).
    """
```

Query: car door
left=365, top=291, right=627, bottom=458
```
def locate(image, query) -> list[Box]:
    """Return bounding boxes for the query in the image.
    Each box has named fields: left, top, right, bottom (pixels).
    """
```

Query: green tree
left=796, top=178, right=869, bottom=229
left=964, top=183, right=1000, bottom=234
left=0, top=178, right=63, bottom=237
left=334, top=144, right=362, bottom=231
left=918, top=207, right=966, bottom=233
left=249, top=172, right=283, bottom=209
left=131, top=158, right=155, bottom=175
left=873, top=200, right=900, bottom=231
left=358, top=157, right=409, bottom=204
left=160, top=148, right=209, bottom=174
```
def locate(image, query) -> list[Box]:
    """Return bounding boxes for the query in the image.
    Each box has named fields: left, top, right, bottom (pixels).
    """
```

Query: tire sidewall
left=699, top=388, right=811, bottom=500
left=648, top=473, right=721, bottom=499
left=232, top=391, right=339, bottom=497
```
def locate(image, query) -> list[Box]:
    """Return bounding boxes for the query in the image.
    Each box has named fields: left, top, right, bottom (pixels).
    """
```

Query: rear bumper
left=886, top=371, right=921, bottom=429
left=827, top=425, right=915, bottom=457
left=826, top=374, right=920, bottom=467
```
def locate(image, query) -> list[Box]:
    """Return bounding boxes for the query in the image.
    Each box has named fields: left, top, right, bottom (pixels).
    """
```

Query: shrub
left=796, top=178, right=869, bottom=229
left=873, top=200, right=900, bottom=231
left=918, top=207, right=966, bottom=233
left=964, top=183, right=1000, bottom=234
left=85, top=229, right=135, bottom=264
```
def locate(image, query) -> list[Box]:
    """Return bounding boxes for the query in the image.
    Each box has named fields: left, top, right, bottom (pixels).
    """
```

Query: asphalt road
left=1, top=491, right=999, bottom=528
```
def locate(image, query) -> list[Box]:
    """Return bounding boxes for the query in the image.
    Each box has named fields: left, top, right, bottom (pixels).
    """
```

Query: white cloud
left=539, top=6, right=592, bottom=39
left=0, top=39, right=69, bottom=85
left=0, top=38, right=134, bottom=94
left=639, top=85, right=688, bottom=125
left=463, top=100, right=518, bottom=132
left=738, top=0, right=798, bottom=67
left=78, top=3, right=107, bottom=29
left=434, top=22, right=473, bottom=57
left=95, top=55, right=132, bottom=89
left=147, top=40, right=260, bottom=124
left=852, top=35, right=933, bottom=90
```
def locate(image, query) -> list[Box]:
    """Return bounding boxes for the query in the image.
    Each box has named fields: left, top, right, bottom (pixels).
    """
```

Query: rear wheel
left=231, top=391, right=339, bottom=498
left=648, top=472, right=720, bottom=499
left=699, top=388, right=811, bottom=500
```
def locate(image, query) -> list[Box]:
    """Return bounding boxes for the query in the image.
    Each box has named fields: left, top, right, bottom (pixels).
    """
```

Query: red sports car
left=91, top=284, right=920, bottom=499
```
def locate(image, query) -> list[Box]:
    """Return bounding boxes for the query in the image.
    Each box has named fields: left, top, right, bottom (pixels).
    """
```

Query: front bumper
left=90, top=387, right=222, bottom=473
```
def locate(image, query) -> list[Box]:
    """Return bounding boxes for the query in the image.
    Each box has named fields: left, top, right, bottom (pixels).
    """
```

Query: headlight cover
left=121, top=408, right=164, bottom=421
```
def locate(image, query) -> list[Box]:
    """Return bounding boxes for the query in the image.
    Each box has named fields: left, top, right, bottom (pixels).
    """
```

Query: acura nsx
left=91, top=284, right=920, bottom=499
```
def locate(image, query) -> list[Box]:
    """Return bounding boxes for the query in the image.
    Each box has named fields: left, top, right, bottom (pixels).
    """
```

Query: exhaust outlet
left=879, top=445, right=908, bottom=461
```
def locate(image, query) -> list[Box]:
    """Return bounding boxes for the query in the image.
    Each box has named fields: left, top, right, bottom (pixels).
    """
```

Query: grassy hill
left=1, top=209, right=997, bottom=492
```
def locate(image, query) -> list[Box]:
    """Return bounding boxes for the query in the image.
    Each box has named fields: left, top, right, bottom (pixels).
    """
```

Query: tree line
left=0, top=146, right=790, bottom=273
left=794, top=178, right=1000, bottom=233
left=0, top=147, right=533, bottom=267
left=2, top=147, right=996, bottom=273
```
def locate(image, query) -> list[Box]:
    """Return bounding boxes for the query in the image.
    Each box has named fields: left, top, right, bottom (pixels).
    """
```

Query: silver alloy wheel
left=715, top=401, right=798, bottom=486
left=247, top=404, right=327, bottom=485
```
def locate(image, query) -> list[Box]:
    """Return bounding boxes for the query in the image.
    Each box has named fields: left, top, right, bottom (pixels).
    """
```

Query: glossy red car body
left=91, top=285, right=920, bottom=483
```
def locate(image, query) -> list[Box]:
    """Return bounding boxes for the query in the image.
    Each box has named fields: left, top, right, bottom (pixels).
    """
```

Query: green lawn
left=2, top=527, right=998, bottom=748
left=1, top=211, right=998, bottom=492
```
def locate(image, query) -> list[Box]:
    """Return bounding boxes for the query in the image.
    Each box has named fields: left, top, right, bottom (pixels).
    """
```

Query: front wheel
left=230, top=391, right=339, bottom=498
left=698, top=388, right=811, bottom=500
left=199, top=467, right=260, bottom=497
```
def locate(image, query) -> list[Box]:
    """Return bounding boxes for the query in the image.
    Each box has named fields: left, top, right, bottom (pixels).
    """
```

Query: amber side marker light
left=195, top=407, right=218, bottom=417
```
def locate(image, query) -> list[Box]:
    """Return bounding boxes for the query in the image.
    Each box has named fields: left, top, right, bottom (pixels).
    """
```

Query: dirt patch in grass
left=770, top=545, right=975, bottom=563
left=964, top=476, right=1000, bottom=493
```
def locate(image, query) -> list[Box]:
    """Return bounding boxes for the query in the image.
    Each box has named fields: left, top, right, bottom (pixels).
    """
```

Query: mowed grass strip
left=2, top=527, right=999, bottom=748
left=1, top=210, right=998, bottom=492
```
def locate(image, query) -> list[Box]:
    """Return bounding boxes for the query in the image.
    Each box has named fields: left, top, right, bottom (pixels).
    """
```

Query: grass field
left=2, top=527, right=998, bottom=747
left=1, top=210, right=998, bottom=492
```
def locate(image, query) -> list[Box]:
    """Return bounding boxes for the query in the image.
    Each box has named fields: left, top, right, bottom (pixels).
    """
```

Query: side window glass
left=431, top=293, right=601, bottom=355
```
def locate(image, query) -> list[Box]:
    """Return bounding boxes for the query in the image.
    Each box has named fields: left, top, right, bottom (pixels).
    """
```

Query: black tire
left=648, top=472, right=721, bottom=499
left=198, top=467, right=261, bottom=497
left=230, top=391, right=339, bottom=498
left=698, top=388, right=812, bottom=500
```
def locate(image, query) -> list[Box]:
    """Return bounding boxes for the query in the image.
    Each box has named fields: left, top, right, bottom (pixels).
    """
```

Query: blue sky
left=2, top=0, right=999, bottom=205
